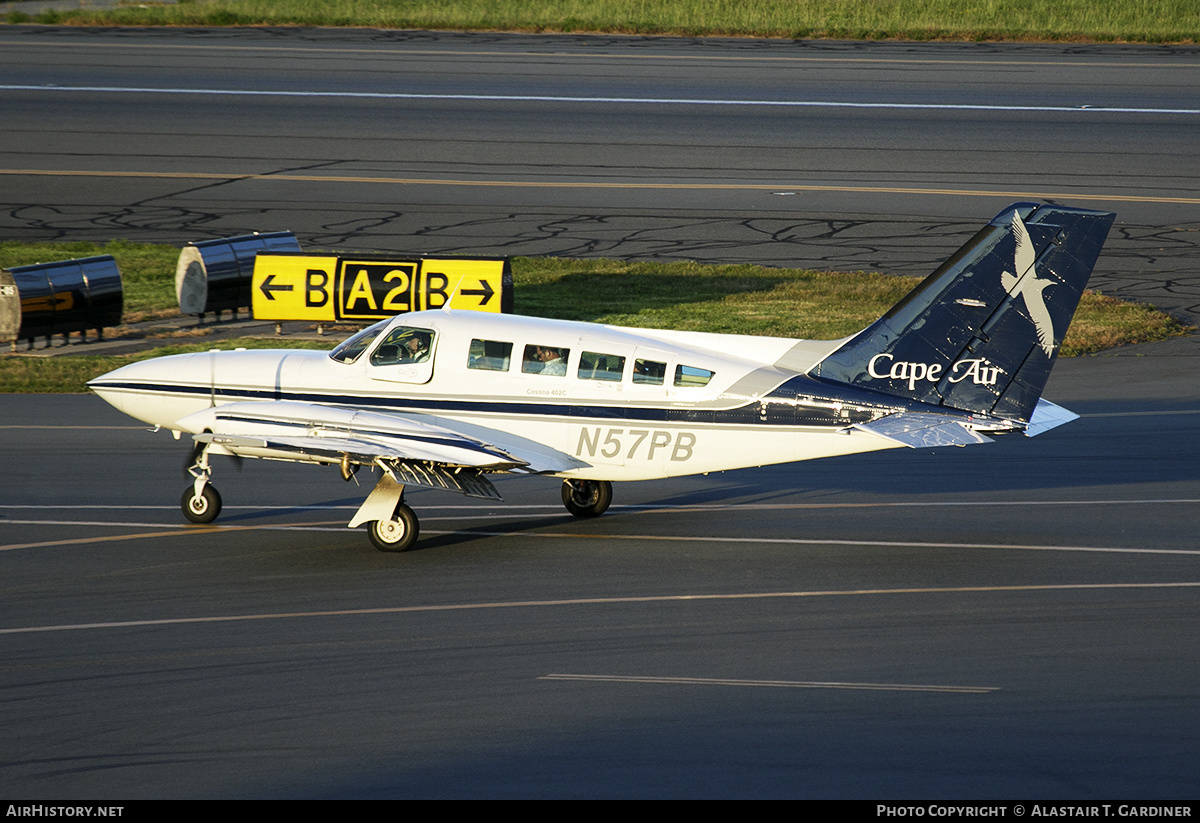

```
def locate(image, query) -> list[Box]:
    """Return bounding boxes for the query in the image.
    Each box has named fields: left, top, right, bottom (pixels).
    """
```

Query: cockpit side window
left=370, top=326, right=435, bottom=366
left=329, top=319, right=390, bottom=364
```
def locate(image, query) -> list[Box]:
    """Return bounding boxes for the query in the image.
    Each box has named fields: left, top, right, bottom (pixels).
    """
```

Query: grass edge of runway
left=3, top=1, right=1199, bottom=45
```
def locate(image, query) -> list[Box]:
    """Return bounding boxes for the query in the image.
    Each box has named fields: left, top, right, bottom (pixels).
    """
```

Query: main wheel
left=181, top=485, right=222, bottom=524
left=561, top=479, right=612, bottom=518
left=368, top=503, right=420, bottom=552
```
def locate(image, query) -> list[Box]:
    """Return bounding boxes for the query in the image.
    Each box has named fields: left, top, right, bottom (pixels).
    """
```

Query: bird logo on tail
left=1001, top=212, right=1057, bottom=356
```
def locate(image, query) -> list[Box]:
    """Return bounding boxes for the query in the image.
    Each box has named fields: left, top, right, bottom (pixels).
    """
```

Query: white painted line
left=2, top=84, right=1197, bottom=115
left=3, top=498, right=1200, bottom=513
left=428, top=530, right=1200, bottom=556
left=0, top=519, right=195, bottom=528
left=2, top=582, right=1197, bottom=636
left=539, top=673, right=998, bottom=694
left=2, top=517, right=1199, bottom=556
left=0, top=425, right=146, bottom=430
left=1082, top=409, right=1200, bottom=418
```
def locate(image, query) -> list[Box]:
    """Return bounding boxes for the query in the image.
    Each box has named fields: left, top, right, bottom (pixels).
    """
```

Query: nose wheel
left=181, top=484, right=222, bottom=524
left=561, top=479, right=612, bottom=518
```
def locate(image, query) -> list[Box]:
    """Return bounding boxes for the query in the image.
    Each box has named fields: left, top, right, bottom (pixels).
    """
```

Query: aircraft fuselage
left=91, top=310, right=916, bottom=481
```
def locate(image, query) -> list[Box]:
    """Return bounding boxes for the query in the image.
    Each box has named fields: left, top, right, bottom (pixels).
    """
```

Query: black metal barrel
left=175, top=231, right=301, bottom=319
left=1, top=256, right=124, bottom=349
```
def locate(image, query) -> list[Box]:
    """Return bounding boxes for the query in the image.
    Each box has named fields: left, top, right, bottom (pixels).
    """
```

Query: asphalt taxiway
left=2, top=343, right=1198, bottom=798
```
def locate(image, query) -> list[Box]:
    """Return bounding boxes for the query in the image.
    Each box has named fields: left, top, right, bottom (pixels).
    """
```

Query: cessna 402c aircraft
left=89, top=202, right=1114, bottom=552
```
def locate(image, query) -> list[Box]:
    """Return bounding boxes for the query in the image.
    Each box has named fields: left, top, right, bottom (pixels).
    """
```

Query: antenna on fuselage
left=440, top=275, right=460, bottom=312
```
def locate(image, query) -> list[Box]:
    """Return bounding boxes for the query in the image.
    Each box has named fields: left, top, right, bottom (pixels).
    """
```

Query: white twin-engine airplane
left=89, top=202, right=1115, bottom=552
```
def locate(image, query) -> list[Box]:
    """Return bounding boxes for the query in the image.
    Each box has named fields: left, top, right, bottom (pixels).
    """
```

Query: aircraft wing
left=177, top=401, right=587, bottom=500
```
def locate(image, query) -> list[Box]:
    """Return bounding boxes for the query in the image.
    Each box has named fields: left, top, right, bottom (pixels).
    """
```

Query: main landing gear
left=347, top=471, right=422, bottom=553
left=367, top=501, right=420, bottom=553
left=561, top=479, right=613, bottom=518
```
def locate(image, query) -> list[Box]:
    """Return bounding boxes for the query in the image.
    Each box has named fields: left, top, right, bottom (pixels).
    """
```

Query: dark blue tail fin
left=812, top=203, right=1115, bottom=422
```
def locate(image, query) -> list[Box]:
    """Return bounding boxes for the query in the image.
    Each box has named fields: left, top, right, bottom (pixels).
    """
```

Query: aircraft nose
left=88, top=352, right=213, bottom=429
left=87, top=366, right=131, bottom=416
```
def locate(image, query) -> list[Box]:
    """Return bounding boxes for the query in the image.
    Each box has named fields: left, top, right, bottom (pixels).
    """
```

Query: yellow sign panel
left=252, top=254, right=510, bottom=322
left=252, top=254, right=340, bottom=321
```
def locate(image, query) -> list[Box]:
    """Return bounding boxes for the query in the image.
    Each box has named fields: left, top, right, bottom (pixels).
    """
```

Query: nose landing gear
left=182, top=442, right=222, bottom=524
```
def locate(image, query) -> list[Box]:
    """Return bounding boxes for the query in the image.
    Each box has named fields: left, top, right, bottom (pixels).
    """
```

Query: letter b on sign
left=305, top=269, right=330, bottom=308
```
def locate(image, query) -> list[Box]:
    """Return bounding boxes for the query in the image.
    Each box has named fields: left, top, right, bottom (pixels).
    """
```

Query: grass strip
left=514, top=257, right=1189, bottom=356
left=4, top=1, right=1199, bottom=44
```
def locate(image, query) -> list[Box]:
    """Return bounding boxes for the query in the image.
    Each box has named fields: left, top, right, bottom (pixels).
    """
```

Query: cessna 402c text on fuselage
left=89, top=203, right=1115, bottom=552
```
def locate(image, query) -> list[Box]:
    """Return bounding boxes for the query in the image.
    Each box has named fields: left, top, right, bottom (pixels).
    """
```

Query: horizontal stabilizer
left=854, top=412, right=993, bottom=448
left=1024, top=398, right=1080, bottom=437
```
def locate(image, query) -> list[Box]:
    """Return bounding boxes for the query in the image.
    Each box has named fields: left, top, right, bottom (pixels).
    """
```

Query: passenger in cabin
left=633, top=358, right=667, bottom=385
left=522, top=344, right=568, bottom=376
left=538, top=346, right=567, bottom=376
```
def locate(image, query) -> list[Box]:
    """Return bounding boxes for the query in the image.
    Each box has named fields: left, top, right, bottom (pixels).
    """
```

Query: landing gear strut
left=561, top=479, right=612, bottom=518
left=349, top=471, right=421, bottom=552
left=181, top=441, right=221, bottom=524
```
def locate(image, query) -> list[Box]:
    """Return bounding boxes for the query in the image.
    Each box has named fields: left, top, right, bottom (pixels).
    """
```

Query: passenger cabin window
left=674, top=364, right=715, bottom=387
left=522, top=344, right=569, bottom=376
left=329, top=319, right=389, bottom=364
left=633, top=359, right=667, bottom=385
left=578, top=351, right=625, bottom=382
left=369, top=326, right=435, bottom=366
left=468, top=339, right=513, bottom=372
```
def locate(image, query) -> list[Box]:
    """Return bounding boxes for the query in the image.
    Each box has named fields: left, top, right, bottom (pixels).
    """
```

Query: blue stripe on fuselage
left=90, top=375, right=933, bottom=428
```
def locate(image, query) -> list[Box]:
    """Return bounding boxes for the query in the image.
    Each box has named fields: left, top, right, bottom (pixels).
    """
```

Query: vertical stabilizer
left=811, top=203, right=1114, bottom=422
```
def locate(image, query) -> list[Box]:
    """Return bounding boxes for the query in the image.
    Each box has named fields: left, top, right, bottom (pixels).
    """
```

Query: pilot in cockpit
left=401, top=332, right=431, bottom=363
left=369, top=327, right=434, bottom=366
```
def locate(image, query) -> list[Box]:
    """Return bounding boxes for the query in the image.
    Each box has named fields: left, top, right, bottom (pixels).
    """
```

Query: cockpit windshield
left=329, top=319, right=390, bottom=363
